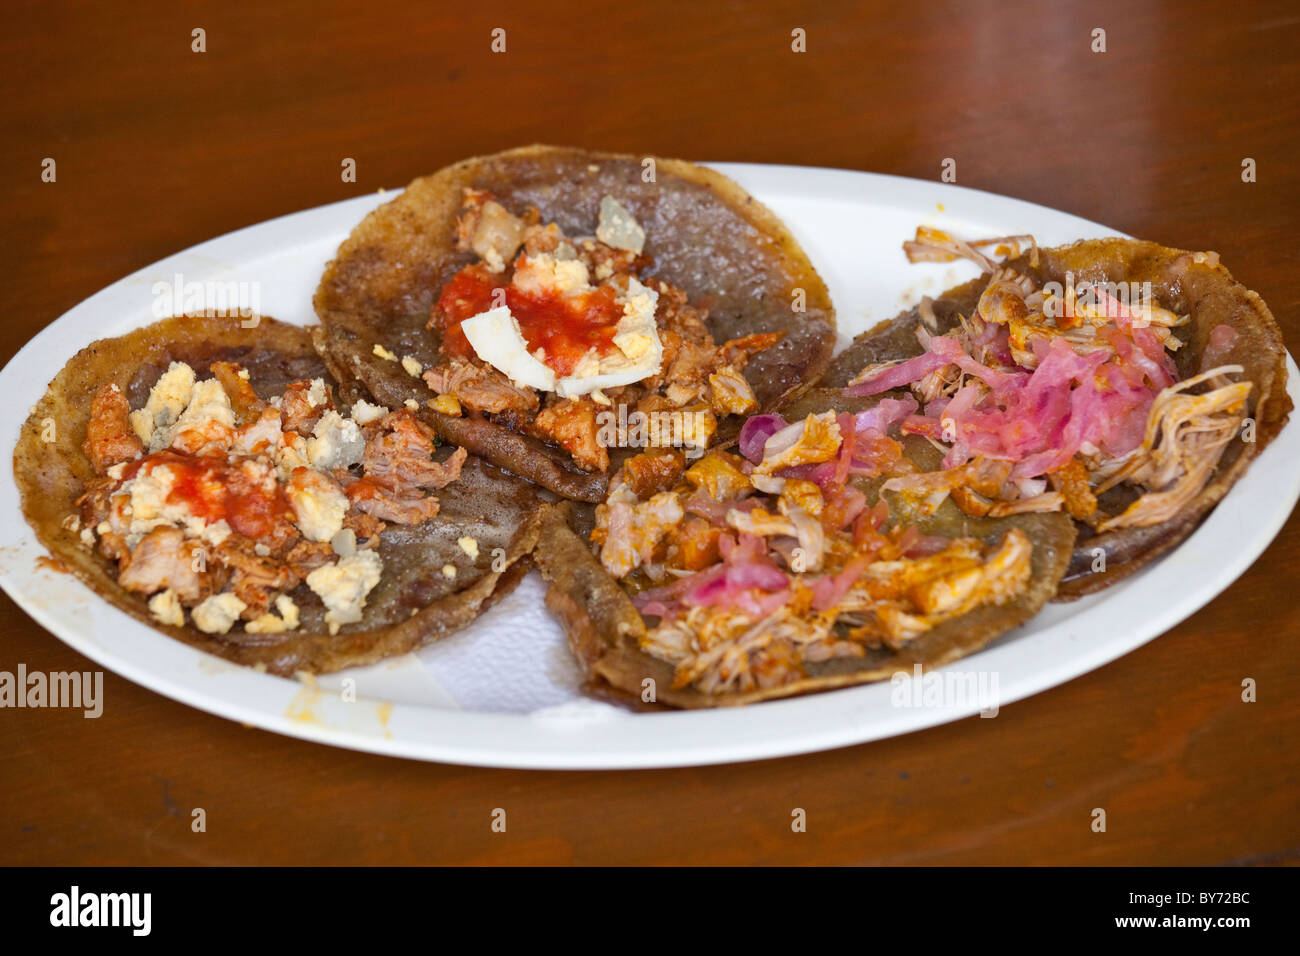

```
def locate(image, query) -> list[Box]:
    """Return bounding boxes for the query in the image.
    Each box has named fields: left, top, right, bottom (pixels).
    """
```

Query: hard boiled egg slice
left=556, top=279, right=663, bottom=398
left=459, top=306, right=557, bottom=391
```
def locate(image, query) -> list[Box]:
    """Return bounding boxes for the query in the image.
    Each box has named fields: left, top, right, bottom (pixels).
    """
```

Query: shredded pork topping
left=78, top=362, right=466, bottom=635
left=420, top=189, right=783, bottom=471
left=1095, top=367, right=1251, bottom=531
left=592, top=409, right=1035, bottom=694
left=903, top=225, right=1039, bottom=273
left=845, top=227, right=1252, bottom=531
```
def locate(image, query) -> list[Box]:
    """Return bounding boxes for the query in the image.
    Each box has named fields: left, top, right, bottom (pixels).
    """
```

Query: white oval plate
left=2, top=164, right=1296, bottom=769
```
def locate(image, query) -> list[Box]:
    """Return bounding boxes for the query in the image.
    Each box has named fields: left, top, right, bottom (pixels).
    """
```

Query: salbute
left=49, top=886, right=151, bottom=936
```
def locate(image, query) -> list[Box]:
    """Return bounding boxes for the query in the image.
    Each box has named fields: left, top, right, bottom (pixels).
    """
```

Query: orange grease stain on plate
left=284, top=681, right=395, bottom=738
left=285, top=682, right=327, bottom=727
left=35, top=555, right=70, bottom=574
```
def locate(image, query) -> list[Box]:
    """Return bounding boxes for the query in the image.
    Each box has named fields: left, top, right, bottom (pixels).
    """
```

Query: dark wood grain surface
left=2, top=0, right=1296, bottom=865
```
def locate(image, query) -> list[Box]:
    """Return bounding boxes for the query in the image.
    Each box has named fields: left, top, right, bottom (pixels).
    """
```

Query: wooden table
left=2, top=0, right=1296, bottom=865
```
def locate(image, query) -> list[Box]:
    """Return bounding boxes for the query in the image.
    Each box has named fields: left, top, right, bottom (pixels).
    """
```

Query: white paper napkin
left=414, top=572, right=625, bottom=716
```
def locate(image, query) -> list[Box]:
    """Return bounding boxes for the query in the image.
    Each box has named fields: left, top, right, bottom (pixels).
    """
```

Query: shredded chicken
left=346, top=479, right=443, bottom=524
left=592, top=486, right=684, bottom=577
left=279, top=379, right=332, bottom=434
left=608, top=436, right=1039, bottom=696
left=885, top=457, right=1068, bottom=518
left=284, top=538, right=336, bottom=577
left=847, top=228, right=1243, bottom=537
left=210, top=361, right=267, bottom=422
left=664, top=516, right=724, bottom=571
left=640, top=528, right=1033, bottom=692
left=342, top=510, right=387, bottom=542
left=985, top=491, right=1065, bottom=517
left=839, top=530, right=1032, bottom=649
left=423, top=360, right=539, bottom=414
left=612, top=449, right=687, bottom=499
left=726, top=506, right=797, bottom=539
left=364, top=411, right=466, bottom=490
left=683, top=451, right=751, bottom=501
left=661, top=339, right=719, bottom=406
left=708, top=367, right=758, bottom=415
left=645, top=606, right=817, bottom=694
left=754, top=412, right=843, bottom=475
left=83, top=384, right=144, bottom=474
left=721, top=332, right=785, bottom=369
left=535, top=397, right=609, bottom=472
left=913, top=362, right=963, bottom=403
left=215, top=537, right=300, bottom=617
left=577, top=236, right=644, bottom=282
left=73, top=361, right=467, bottom=634
left=118, top=527, right=205, bottom=601
left=1048, top=458, right=1098, bottom=520
left=1097, top=367, right=1251, bottom=531
left=231, top=407, right=284, bottom=456
left=903, top=225, right=1038, bottom=272
left=429, top=193, right=785, bottom=471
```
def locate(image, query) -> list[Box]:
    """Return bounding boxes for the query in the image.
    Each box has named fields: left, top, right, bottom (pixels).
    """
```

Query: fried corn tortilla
left=534, top=389, right=1076, bottom=708
left=14, top=314, right=545, bottom=675
left=313, top=145, right=836, bottom=502
left=824, top=239, right=1290, bottom=599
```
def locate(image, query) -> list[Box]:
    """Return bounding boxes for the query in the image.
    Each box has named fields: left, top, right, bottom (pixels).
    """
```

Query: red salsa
left=126, top=451, right=292, bottom=540
left=434, top=264, right=624, bottom=377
